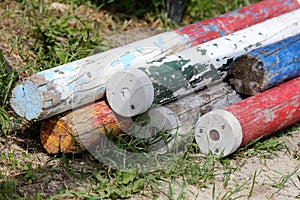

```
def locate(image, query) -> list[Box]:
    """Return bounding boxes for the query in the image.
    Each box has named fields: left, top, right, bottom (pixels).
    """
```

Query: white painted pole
left=106, top=9, right=300, bottom=117
left=142, top=82, right=243, bottom=154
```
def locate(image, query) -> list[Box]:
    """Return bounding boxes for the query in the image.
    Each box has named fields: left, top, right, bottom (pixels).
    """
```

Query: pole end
left=194, top=109, right=242, bottom=157
left=106, top=68, right=154, bottom=117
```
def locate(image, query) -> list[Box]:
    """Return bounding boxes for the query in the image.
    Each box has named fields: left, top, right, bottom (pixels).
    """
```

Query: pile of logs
left=10, top=0, right=300, bottom=158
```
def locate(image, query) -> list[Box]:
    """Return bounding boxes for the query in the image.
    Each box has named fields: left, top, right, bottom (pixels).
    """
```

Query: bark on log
left=107, top=9, right=300, bottom=117
left=10, top=0, right=300, bottom=121
left=195, top=76, right=300, bottom=157
left=229, top=34, right=300, bottom=95
left=41, top=82, right=242, bottom=154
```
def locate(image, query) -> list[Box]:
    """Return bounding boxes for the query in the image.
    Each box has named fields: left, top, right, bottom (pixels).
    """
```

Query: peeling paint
left=230, top=34, right=300, bottom=95
left=10, top=0, right=300, bottom=121
left=224, top=76, right=300, bottom=147
left=175, top=0, right=300, bottom=45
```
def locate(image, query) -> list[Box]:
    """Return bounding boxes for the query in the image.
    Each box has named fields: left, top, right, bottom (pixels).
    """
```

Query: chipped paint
left=135, top=45, right=143, bottom=52
left=175, top=0, right=300, bottom=45
left=196, top=76, right=300, bottom=157
left=40, top=101, right=123, bottom=153
left=154, top=36, right=164, bottom=50
left=111, top=52, right=136, bottom=69
left=10, top=1, right=300, bottom=120
left=229, top=34, right=300, bottom=95
left=225, top=76, right=300, bottom=147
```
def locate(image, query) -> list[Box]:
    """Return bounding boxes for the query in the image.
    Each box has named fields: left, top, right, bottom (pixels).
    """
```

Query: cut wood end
left=11, top=81, right=43, bottom=120
left=106, top=68, right=154, bottom=117
left=229, top=54, right=265, bottom=95
left=40, top=118, right=80, bottom=154
left=194, top=109, right=242, bottom=157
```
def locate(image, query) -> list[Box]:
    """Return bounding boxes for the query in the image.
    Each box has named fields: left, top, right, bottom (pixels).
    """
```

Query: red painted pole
left=175, top=0, right=300, bottom=46
left=195, top=76, right=300, bottom=157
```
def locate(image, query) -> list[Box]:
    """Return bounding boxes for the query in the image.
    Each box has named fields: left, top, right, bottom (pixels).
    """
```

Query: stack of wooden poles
left=10, top=0, right=300, bottom=157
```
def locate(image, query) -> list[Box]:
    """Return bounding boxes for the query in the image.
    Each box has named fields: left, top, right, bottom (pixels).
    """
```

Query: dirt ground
left=0, top=1, right=299, bottom=199
left=150, top=128, right=300, bottom=200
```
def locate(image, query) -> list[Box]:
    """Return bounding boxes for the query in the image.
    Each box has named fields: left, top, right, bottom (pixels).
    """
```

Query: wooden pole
left=194, top=76, right=300, bottom=157
left=175, top=0, right=300, bottom=46
left=106, top=9, right=300, bottom=117
left=10, top=0, right=300, bottom=121
left=229, top=34, right=300, bottom=95
left=40, top=101, right=128, bottom=154
left=163, top=82, right=242, bottom=143
left=41, top=82, right=241, bottom=154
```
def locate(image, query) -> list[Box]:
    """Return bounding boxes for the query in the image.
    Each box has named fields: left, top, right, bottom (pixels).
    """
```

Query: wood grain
left=229, top=34, right=300, bottom=95
left=195, top=76, right=300, bottom=156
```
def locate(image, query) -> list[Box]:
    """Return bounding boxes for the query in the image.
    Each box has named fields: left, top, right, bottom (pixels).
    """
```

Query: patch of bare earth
left=131, top=128, right=300, bottom=200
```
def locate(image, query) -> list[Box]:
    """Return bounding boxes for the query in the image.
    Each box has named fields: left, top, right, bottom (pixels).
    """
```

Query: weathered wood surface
left=195, top=76, right=300, bottom=157
left=229, top=34, right=300, bottom=95
left=164, top=82, right=242, bottom=143
left=128, top=82, right=243, bottom=153
left=40, top=101, right=129, bottom=153
left=107, top=9, right=300, bottom=117
left=10, top=1, right=300, bottom=121
left=41, top=82, right=241, bottom=154
left=175, top=0, right=300, bottom=46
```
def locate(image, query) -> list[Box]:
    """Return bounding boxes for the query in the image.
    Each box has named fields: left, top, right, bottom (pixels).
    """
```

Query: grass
left=0, top=0, right=299, bottom=199
left=269, top=166, right=299, bottom=197
left=235, top=125, right=300, bottom=159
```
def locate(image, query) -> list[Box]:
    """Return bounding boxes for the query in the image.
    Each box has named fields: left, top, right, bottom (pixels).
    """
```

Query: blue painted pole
left=229, top=34, right=300, bottom=95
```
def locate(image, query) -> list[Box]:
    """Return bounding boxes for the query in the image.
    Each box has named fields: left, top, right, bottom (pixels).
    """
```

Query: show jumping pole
left=41, top=82, right=241, bottom=154
left=10, top=0, right=300, bottom=121
left=106, top=9, right=300, bottom=117
left=229, top=34, right=300, bottom=95
left=40, top=101, right=128, bottom=153
left=194, top=76, right=300, bottom=157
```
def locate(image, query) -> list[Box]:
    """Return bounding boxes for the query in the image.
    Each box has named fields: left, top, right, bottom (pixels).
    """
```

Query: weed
left=221, top=180, right=248, bottom=200
left=91, top=169, right=146, bottom=199
left=269, top=166, right=299, bottom=197
left=235, top=130, right=291, bottom=158
left=248, top=169, right=257, bottom=198
left=29, top=11, right=101, bottom=71
left=0, top=107, right=10, bottom=135
left=0, top=179, right=22, bottom=200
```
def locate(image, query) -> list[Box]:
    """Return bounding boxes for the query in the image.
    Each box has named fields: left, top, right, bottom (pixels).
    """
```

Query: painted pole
left=40, top=101, right=128, bottom=153
left=41, top=82, right=241, bottom=154
left=163, top=82, right=243, bottom=141
left=175, top=0, right=300, bottom=46
left=194, top=76, right=300, bottom=157
left=229, top=34, right=300, bottom=95
left=10, top=0, right=300, bottom=121
left=106, top=9, right=300, bottom=117
left=138, top=82, right=243, bottom=154
left=40, top=102, right=183, bottom=154
left=40, top=100, right=183, bottom=154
